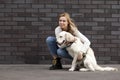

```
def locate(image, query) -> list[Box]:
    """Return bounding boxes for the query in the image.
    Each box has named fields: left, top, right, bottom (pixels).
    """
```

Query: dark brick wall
left=0, top=0, right=120, bottom=64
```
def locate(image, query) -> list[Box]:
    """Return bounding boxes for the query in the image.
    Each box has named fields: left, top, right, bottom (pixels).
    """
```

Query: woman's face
left=59, top=16, right=68, bottom=31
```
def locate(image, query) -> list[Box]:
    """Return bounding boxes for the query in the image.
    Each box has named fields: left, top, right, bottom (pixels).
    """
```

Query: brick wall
left=0, top=0, right=120, bottom=64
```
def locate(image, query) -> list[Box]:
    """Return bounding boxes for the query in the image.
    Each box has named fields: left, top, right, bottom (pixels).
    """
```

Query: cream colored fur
left=56, top=31, right=118, bottom=72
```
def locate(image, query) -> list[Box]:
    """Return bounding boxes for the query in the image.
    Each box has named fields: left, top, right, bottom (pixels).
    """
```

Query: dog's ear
left=65, top=32, right=75, bottom=42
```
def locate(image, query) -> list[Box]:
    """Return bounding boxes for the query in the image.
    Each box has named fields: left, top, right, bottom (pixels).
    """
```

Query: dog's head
left=56, top=31, right=75, bottom=48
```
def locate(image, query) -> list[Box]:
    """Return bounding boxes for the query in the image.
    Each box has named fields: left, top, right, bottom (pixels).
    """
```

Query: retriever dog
left=56, top=31, right=118, bottom=72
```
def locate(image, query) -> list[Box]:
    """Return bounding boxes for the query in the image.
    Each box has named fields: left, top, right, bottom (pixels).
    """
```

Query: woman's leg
left=57, top=48, right=72, bottom=59
left=46, top=36, right=58, bottom=58
left=46, top=36, right=72, bottom=59
left=46, top=36, right=62, bottom=70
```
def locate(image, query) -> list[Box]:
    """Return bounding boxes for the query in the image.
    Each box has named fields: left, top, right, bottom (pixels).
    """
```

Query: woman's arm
left=74, top=29, right=91, bottom=53
left=55, top=26, right=62, bottom=37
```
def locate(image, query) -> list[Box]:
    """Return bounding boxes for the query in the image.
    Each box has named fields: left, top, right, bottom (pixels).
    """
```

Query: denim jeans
left=46, top=36, right=72, bottom=59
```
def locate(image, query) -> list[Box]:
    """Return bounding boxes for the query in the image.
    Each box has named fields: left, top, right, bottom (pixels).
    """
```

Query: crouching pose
left=46, top=12, right=90, bottom=70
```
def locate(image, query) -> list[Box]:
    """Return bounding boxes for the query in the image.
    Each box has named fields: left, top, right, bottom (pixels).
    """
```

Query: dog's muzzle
left=57, top=40, right=65, bottom=46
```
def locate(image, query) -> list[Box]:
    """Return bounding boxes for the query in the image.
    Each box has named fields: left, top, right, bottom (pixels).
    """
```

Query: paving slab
left=0, top=64, right=120, bottom=80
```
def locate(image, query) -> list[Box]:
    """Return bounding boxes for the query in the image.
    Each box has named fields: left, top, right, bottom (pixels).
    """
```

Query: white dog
left=56, top=31, right=118, bottom=72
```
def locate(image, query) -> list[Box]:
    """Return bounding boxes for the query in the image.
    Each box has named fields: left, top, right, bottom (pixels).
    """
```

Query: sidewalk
left=0, top=64, right=120, bottom=80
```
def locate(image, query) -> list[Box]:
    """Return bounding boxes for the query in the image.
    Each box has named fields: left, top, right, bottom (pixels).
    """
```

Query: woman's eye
left=59, top=20, right=62, bottom=22
left=59, top=20, right=66, bottom=22
left=63, top=20, right=66, bottom=22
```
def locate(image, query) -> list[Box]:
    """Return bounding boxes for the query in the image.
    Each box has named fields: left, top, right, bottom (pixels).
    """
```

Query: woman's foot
left=49, top=58, right=63, bottom=70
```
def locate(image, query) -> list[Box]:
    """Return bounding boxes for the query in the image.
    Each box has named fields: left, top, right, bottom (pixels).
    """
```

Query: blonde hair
left=59, top=12, right=77, bottom=34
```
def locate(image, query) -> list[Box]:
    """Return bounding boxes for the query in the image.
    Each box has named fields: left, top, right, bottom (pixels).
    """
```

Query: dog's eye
left=60, top=36, right=62, bottom=38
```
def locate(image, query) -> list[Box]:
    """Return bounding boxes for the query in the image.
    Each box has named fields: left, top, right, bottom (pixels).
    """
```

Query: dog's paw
left=113, top=68, right=118, bottom=71
left=79, top=68, right=90, bottom=72
left=69, top=68, right=74, bottom=71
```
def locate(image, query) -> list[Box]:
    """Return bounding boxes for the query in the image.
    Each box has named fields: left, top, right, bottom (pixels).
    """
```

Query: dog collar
left=65, top=37, right=77, bottom=47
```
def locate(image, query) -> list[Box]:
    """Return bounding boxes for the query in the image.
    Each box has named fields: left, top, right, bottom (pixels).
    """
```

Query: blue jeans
left=46, top=36, right=72, bottom=59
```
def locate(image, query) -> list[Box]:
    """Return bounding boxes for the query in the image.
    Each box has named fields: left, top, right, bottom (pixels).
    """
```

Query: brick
left=66, top=0, right=78, bottom=4
left=0, top=17, right=11, bottom=21
left=86, top=4, right=97, bottom=9
left=12, top=9, right=25, bottom=12
left=72, top=5, right=85, bottom=8
left=98, top=22, right=111, bottom=26
left=52, top=9, right=65, bottom=13
left=111, top=31, right=120, bottom=35
left=46, top=4, right=57, bottom=8
left=105, top=35, right=117, bottom=39
left=0, top=52, right=11, bottom=56
left=5, top=22, right=17, bottom=26
left=0, top=43, right=11, bottom=47
left=18, top=4, right=31, bottom=8
left=79, top=9, right=91, bottom=13
left=97, top=39, right=111, bottom=43
left=26, top=0, right=32, bottom=3
left=0, top=9, right=12, bottom=12
left=92, top=35, right=104, bottom=39
left=111, top=40, right=120, bottom=43
left=92, top=1, right=105, bottom=4
left=106, top=18, right=118, bottom=22
left=85, top=31, right=97, bottom=34
left=38, top=9, right=51, bottom=12
left=93, top=18, right=105, bottom=21
left=106, top=1, right=118, bottom=4
left=5, top=4, right=17, bottom=8
left=17, top=21, right=31, bottom=26
left=0, top=13, right=4, bottom=16
left=0, top=4, right=5, bottom=8
left=12, top=34, right=25, bottom=38
left=32, top=4, right=44, bottom=8
left=111, top=57, right=120, bottom=61
left=25, top=34, right=38, bottom=38
left=112, top=5, right=120, bottom=9
left=79, top=1, right=91, bottom=4
left=17, top=12, right=32, bottom=17
left=46, top=13, right=57, bottom=17
left=0, top=34, right=11, bottom=38
left=26, top=17, right=38, bottom=21
left=98, top=56, right=111, bottom=61
left=0, top=26, right=11, bottom=29
left=32, top=22, right=44, bottom=26
left=112, top=22, right=120, bottom=26
left=13, top=0, right=25, bottom=3
left=13, top=17, right=25, bottom=21
left=5, top=47, right=17, bottom=51
left=26, top=9, right=38, bottom=12
left=12, top=26, right=25, bottom=29
left=98, top=5, right=111, bottom=9
left=93, top=9, right=104, bottom=13
left=105, top=44, right=118, bottom=48
left=85, top=22, right=97, bottom=26
left=92, top=26, right=104, bottom=30
left=92, top=44, right=104, bottom=48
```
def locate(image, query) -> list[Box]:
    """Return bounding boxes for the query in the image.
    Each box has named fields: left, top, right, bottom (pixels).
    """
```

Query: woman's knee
left=46, top=36, right=56, bottom=44
left=57, top=48, right=72, bottom=59
left=57, top=48, right=67, bottom=57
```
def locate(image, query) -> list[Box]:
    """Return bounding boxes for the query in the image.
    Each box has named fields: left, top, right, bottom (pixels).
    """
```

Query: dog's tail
left=94, top=65, right=118, bottom=71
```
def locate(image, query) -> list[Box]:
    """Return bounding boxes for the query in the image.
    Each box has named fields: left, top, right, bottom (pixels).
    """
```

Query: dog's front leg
left=69, top=54, right=78, bottom=71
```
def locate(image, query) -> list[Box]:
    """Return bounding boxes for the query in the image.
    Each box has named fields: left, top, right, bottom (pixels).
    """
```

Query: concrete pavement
left=0, top=64, right=120, bottom=80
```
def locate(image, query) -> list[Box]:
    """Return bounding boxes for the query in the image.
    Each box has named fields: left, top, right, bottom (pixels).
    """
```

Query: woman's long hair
left=59, top=12, right=77, bottom=34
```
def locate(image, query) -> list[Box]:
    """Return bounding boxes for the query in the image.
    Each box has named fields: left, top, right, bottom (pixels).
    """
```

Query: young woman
left=46, top=12, right=91, bottom=70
